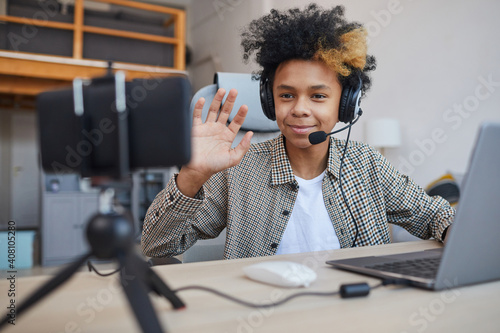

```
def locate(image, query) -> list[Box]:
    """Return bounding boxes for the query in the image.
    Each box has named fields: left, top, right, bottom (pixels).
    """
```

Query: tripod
left=0, top=188, right=184, bottom=333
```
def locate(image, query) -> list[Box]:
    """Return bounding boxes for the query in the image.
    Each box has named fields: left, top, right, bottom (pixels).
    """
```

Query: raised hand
left=177, top=88, right=253, bottom=197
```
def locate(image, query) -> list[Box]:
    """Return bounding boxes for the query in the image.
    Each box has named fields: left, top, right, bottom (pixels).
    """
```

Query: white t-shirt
left=276, top=171, right=341, bottom=255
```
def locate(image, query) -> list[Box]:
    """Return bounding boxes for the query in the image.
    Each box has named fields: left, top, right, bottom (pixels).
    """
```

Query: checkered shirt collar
left=270, top=134, right=342, bottom=185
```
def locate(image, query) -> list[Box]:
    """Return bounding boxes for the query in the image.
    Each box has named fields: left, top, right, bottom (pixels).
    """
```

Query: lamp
left=365, top=118, right=402, bottom=155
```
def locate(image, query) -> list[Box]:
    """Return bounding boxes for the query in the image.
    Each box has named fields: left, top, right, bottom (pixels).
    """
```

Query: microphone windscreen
left=309, top=131, right=327, bottom=145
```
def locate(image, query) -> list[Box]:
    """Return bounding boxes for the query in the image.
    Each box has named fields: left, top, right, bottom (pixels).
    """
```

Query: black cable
left=327, top=112, right=362, bottom=137
left=172, top=282, right=384, bottom=309
left=87, top=260, right=122, bottom=277
left=87, top=263, right=410, bottom=308
left=337, top=122, right=359, bottom=247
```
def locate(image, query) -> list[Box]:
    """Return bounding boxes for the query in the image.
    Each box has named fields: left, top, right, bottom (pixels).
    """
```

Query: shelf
left=0, top=0, right=187, bottom=107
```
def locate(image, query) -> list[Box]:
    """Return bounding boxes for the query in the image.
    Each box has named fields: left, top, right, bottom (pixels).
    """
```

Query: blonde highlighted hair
left=314, top=28, right=368, bottom=77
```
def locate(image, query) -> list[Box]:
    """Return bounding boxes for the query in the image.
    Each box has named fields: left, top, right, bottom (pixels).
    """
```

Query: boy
left=141, top=4, right=454, bottom=259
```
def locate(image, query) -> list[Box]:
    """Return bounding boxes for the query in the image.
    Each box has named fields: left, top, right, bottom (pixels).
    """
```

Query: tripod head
left=86, top=187, right=135, bottom=259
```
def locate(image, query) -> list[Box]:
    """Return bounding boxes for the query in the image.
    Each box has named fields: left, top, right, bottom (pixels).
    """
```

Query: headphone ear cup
left=338, top=87, right=351, bottom=123
left=338, top=77, right=362, bottom=123
left=260, top=75, right=276, bottom=120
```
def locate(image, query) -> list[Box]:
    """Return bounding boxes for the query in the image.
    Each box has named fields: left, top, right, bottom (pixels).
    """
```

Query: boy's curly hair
left=241, top=4, right=376, bottom=96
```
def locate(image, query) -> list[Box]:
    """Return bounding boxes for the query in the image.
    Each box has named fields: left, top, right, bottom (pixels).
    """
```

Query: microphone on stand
left=308, top=110, right=363, bottom=145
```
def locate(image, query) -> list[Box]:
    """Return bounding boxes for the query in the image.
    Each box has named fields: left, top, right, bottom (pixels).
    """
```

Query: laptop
left=326, top=122, right=500, bottom=290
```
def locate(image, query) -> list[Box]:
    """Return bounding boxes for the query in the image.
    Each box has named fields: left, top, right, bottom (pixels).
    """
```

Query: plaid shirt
left=142, top=134, right=454, bottom=259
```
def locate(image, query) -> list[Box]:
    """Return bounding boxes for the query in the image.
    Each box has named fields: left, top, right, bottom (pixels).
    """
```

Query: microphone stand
left=0, top=186, right=185, bottom=333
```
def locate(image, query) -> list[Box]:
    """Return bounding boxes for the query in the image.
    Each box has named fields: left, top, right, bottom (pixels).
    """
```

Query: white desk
left=2, top=240, right=499, bottom=332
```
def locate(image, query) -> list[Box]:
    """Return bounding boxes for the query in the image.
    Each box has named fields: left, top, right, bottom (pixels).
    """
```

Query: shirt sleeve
left=141, top=172, right=228, bottom=258
left=377, top=154, right=455, bottom=242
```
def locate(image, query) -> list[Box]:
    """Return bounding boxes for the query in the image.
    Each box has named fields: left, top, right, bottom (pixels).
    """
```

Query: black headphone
left=259, top=72, right=363, bottom=123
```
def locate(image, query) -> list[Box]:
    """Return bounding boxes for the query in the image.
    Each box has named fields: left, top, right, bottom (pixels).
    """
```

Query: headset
left=259, top=71, right=363, bottom=123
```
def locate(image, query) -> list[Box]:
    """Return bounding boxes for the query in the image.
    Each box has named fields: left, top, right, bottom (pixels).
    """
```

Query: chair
left=181, top=72, right=280, bottom=263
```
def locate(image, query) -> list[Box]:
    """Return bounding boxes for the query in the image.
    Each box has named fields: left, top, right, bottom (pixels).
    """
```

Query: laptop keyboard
left=365, top=257, right=442, bottom=279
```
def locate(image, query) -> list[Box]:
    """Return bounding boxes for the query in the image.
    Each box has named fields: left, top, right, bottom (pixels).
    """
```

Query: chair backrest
left=182, top=72, right=280, bottom=263
left=190, top=72, right=280, bottom=132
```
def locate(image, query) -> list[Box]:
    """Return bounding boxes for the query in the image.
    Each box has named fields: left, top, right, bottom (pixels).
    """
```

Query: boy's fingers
left=192, top=97, right=205, bottom=125
left=228, top=104, right=248, bottom=134
left=217, top=89, right=238, bottom=124
left=206, top=88, right=226, bottom=122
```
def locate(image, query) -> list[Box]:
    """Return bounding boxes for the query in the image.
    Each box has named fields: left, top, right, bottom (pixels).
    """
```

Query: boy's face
left=273, top=59, right=342, bottom=151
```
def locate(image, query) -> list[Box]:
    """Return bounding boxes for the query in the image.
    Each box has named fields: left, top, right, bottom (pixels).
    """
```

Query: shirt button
left=271, top=243, right=278, bottom=249
left=169, top=193, right=175, bottom=201
left=282, top=210, right=289, bottom=216
left=155, top=211, right=159, bottom=217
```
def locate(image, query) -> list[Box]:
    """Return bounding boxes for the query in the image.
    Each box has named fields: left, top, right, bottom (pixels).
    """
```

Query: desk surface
left=2, top=240, right=499, bottom=333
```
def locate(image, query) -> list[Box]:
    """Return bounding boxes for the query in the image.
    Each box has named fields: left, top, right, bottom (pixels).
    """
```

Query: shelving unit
left=0, top=0, right=187, bottom=107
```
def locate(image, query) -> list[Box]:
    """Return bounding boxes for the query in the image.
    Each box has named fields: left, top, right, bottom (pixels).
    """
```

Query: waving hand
left=177, top=88, right=253, bottom=197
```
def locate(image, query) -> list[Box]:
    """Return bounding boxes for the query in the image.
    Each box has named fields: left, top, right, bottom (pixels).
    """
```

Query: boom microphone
left=309, top=131, right=328, bottom=144
left=308, top=110, right=363, bottom=145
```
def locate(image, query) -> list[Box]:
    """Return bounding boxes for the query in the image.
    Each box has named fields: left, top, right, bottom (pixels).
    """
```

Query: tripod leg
left=143, top=260, right=186, bottom=310
left=0, top=252, right=92, bottom=329
left=126, top=251, right=185, bottom=310
left=119, top=252, right=166, bottom=333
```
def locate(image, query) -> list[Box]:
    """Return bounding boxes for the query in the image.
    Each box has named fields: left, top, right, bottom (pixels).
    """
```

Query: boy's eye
left=312, top=94, right=326, bottom=99
left=279, top=93, right=294, bottom=99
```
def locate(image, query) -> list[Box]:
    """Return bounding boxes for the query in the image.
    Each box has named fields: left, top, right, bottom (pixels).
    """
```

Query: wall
left=0, top=108, right=40, bottom=230
left=188, top=0, right=264, bottom=92
left=188, top=0, right=500, bottom=187
left=0, top=108, right=12, bottom=228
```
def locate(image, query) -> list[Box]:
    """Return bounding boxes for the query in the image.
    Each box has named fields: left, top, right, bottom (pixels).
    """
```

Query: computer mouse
left=243, top=261, right=317, bottom=288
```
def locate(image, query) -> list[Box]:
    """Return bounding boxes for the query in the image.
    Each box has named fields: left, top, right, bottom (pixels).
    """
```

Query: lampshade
left=365, top=118, right=402, bottom=148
